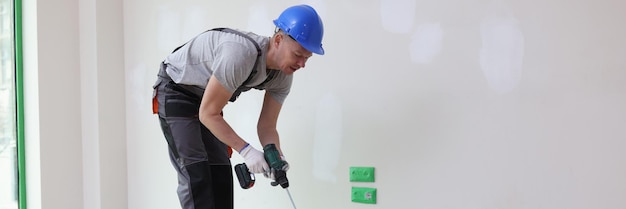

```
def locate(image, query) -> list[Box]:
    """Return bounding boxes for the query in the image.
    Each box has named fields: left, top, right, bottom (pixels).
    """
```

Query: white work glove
left=239, top=144, right=269, bottom=174
left=280, top=155, right=290, bottom=171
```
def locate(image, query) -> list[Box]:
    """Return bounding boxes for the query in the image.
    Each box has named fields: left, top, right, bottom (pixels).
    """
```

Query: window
left=0, top=0, right=23, bottom=209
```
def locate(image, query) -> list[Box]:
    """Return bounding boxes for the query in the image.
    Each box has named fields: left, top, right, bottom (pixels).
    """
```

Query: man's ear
left=274, top=32, right=284, bottom=47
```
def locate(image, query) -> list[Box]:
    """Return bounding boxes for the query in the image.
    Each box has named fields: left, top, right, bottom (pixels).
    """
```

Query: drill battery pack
left=235, top=163, right=255, bottom=189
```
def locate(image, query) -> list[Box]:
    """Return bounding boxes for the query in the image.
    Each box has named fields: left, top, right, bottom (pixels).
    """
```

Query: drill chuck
left=271, top=170, right=289, bottom=188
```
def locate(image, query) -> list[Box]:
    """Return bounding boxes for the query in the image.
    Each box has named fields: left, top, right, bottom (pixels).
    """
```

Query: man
left=152, top=4, right=324, bottom=209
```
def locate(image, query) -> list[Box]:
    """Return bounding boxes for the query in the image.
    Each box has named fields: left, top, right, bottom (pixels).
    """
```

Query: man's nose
left=297, top=58, right=306, bottom=68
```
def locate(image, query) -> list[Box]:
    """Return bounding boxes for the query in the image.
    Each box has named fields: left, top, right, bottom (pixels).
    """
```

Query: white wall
left=24, top=0, right=127, bottom=209
left=126, top=0, right=626, bottom=208
left=24, top=0, right=626, bottom=209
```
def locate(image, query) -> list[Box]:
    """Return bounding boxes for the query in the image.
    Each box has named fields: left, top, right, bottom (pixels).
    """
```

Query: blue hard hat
left=273, top=5, right=325, bottom=55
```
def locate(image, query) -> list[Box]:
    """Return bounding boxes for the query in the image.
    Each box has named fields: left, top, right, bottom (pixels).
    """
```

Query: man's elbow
left=199, top=110, right=220, bottom=127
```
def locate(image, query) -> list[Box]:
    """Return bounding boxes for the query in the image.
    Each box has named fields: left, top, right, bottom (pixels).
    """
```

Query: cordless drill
left=235, top=144, right=289, bottom=189
left=263, top=144, right=289, bottom=188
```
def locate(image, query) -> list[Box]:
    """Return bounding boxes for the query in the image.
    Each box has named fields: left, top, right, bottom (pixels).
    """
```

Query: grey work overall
left=152, top=28, right=271, bottom=209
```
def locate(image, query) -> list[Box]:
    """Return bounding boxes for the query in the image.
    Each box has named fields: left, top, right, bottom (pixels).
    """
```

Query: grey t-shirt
left=163, top=29, right=292, bottom=104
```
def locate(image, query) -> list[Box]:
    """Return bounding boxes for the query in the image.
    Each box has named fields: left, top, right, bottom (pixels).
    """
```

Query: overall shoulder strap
left=211, top=28, right=262, bottom=85
left=171, top=28, right=262, bottom=83
left=171, top=28, right=262, bottom=56
left=169, top=28, right=263, bottom=102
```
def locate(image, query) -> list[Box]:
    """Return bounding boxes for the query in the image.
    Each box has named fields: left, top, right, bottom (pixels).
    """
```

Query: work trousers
left=154, top=75, right=234, bottom=209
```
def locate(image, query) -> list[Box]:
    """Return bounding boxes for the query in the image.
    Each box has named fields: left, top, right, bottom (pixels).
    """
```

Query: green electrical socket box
left=351, top=187, right=377, bottom=204
left=350, top=167, right=375, bottom=182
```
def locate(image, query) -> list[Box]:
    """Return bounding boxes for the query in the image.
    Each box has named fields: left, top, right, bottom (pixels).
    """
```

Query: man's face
left=277, top=34, right=313, bottom=75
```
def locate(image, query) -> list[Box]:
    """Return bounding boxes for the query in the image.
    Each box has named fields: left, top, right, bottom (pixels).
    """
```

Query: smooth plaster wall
left=24, top=0, right=127, bottom=209
left=23, top=0, right=626, bottom=209
left=125, top=0, right=626, bottom=209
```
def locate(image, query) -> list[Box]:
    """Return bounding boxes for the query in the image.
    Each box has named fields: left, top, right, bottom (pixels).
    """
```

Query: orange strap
left=152, top=91, right=158, bottom=114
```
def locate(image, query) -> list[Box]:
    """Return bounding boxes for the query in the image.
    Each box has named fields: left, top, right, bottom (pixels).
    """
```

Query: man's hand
left=280, top=155, right=290, bottom=171
left=239, top=144, right=269, bottom=173
left=264, top=156, right=289, bottom=179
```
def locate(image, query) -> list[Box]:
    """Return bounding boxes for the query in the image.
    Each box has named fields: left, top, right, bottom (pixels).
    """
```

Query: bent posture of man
left=152, top=4, right=325, bottom=209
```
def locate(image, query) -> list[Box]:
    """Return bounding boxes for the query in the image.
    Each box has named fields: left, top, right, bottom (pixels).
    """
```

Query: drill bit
left=286, top=188, right=297, bottom=209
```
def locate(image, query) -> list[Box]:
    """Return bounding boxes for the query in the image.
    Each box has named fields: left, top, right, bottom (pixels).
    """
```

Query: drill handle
left=263, top=144, right=290, bottom=188
left=263, top=144, right=287, bottom=170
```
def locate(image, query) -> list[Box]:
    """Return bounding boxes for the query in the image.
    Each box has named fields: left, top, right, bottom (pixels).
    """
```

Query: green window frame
left=15, top=0, right=26, bottom=208
left=1, top=0, right=25, bottom=208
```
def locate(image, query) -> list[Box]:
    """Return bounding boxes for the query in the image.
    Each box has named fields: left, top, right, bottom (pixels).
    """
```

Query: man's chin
left=283, top=68, right=296, bottom=75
